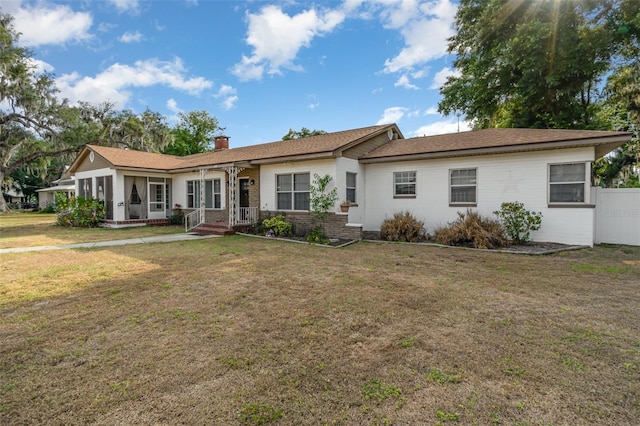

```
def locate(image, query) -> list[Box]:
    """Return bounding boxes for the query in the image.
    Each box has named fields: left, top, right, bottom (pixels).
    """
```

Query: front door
left=239, top=178, right=250, bottom=222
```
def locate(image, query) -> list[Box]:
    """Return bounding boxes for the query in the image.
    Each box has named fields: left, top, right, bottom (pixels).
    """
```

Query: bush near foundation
left=494, top=201, right=542, bottom=244
left=435, top=209, right=508, bottom=249
left=262, top=215, right=292, bottom=237
left=380, top=211, right=425, bottom=242
left=55, top=194, right=106, bottom=228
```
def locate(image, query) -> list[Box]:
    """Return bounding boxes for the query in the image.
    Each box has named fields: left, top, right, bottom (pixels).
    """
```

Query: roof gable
left=68, top=145, right=186, bottom=174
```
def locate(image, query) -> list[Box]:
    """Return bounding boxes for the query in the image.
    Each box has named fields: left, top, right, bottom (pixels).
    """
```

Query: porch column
left=199, top=168, right=207, bottom=222
left=225, top=166, right=244, bottom=227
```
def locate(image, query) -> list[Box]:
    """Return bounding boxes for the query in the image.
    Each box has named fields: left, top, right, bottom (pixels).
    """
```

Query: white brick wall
left=364, top=148, right=596, bottom=246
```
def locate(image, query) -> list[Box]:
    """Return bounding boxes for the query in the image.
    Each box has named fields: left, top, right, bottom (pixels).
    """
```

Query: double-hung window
left=346, top=172, right=357, bottom=203
left=187, top=179, right=221, bottom=209
left=394, top=171, right=416, bottom=197
left=276, top=173, right=310, bottom=210
left=450, top=168, right=477, bottom=205
left=549, top=163, right=586, bottom=203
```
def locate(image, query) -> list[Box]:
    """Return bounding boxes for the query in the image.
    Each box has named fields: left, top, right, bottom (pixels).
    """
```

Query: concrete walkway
left=0, top=233, right=217, bottom=254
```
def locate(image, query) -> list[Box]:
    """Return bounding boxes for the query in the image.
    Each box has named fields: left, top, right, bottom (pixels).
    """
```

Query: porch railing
left=185, top=208, right=204, bottom=232
left=237, top=207, right=258, bottom=225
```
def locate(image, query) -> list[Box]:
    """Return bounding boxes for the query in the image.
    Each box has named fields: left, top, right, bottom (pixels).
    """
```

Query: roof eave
left=360, top=135, right=631, bottom=163
left=170, top=161, right=254, bottom=173
left=108, top=166, right=175, bottom=174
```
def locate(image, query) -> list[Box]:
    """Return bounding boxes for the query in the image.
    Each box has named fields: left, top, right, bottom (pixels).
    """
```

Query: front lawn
left=0, top=211, right=183, bottom=249
left=1, top=234, right=639, bottom=424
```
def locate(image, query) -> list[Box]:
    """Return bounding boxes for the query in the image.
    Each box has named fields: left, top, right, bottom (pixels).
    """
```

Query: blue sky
left=2, top=0, right=472, bottom=148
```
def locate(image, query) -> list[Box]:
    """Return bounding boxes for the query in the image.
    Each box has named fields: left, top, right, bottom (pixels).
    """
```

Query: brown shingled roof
left=361, top=128, right=632, bottom=162
left=87, top=145, right=186, bottom=170
left=174, top=124, right=394, bottom=170
left=68, top=125, right=397, bottom=173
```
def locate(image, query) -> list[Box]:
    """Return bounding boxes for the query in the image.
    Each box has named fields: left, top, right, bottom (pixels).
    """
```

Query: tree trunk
left=0, top=170, right=8, bottom=213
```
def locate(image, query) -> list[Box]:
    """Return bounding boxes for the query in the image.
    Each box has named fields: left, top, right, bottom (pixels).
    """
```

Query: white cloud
left=232, top=5, right=346, bottom=81
left=376, top=106, right=409, bottom=125
left=108, top=0, right=140, bottom=13
left=29, top=58, right=55, bottom=75
left=222, top=96, right=239, bottom=110
left=307, top=102, right=320, bottom=110
left=431, top=66, right=460, bottom=89
left=424, top=106, right=439, bottom=115
left=381, top=0, right=456, bottom=74
left=394, top=74, right=419, bottom=90
left=98, top=22, right=117, bottom=33
left=56, top=58, right=213, bottom=108
left=407, top=109, right=421, bottom=118
left=214, top=85, right=238, bottom=110
left=378, top=0, right=420, bottom=28
left=12, top=3, right=93, bottom=47
left=411, top=119, right=472, bottom=137
left=166, top=98, right=182, bottom=114
left=119, top=31, right=143, bottom=43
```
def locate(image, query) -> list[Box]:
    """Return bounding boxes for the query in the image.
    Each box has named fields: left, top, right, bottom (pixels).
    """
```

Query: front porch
left=185, top=206, right=258, bottom=233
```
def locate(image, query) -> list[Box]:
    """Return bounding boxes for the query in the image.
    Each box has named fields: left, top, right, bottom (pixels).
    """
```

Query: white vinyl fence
left=592, top=187, right=640, bottom=246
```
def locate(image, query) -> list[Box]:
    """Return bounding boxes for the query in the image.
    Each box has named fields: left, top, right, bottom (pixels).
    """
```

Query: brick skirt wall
left=102, top=218, right=169, bottom=227
left=261, top=211, right=362, bottom=240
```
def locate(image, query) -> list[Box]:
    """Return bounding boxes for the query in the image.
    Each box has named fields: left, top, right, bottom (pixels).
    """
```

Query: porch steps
left=191, top=223, right=235, bottom=236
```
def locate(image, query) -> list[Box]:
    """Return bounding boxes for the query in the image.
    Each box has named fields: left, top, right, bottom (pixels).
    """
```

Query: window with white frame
left=276, top=173, right=310, bottom=210
left=394, top=171, right=416, bottom=197
left=346, top=172, right=357, bottom=203
left=450, top=168, right=477, bottom=205
left=78, top=178, right=92, bottom=198
left=549, top=163, right=586, bottom=203
left=186, top=179, right=222, bottom=208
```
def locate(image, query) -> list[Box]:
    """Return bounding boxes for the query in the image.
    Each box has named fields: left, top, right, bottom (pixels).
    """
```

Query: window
left=130, top=184, right=141, bottom=204
left=549, top=163, right=586, bottom=203
left=187, top=179, right=222, bottom=208
left=450, top=168, right=477, bottom=205
left=394, top=171, right=416, bottom=197
left=277, top=173, right=310, bottom=210
left=346, top=172, right=357, bottom=203
left=78, top=178, right=92, bottom=198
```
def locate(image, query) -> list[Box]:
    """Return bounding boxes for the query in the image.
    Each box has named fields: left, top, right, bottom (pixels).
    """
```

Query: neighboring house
left=2, top=187, right=26, bottom=205
left=36, top=168, right=76, bottom=209
left=67, top=124, right=632, bottom=246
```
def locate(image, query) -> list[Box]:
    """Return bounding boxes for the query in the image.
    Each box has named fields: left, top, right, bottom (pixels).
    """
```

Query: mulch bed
left=366, top=239, right=587, bottom=255
left=240, top=232, right=586, bottom=254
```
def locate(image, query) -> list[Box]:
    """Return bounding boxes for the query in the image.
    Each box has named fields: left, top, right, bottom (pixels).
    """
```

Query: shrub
left=434, top=209, right=508, bottom=249
left=306, top=225, right=330, bottom=245
left=494, top=201, right=542, bottom=244
left=262, top=215, right=292, bottom=237
left=380, top=211, right=425, bottom=242
left=168, top=209, right=185, bottom=225
left=55, top=194, right=106, bottom=228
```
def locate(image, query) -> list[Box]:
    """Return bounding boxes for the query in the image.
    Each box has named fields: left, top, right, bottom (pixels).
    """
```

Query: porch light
left=250, top=179, right=255, bottom=186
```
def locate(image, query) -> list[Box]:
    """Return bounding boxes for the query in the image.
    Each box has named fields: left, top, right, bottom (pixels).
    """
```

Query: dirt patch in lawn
left=1, top=237, right=639, bottom=425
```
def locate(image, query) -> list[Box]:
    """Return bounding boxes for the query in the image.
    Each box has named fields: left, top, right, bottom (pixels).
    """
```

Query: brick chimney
left=214, top=136, right=229, bottom=150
